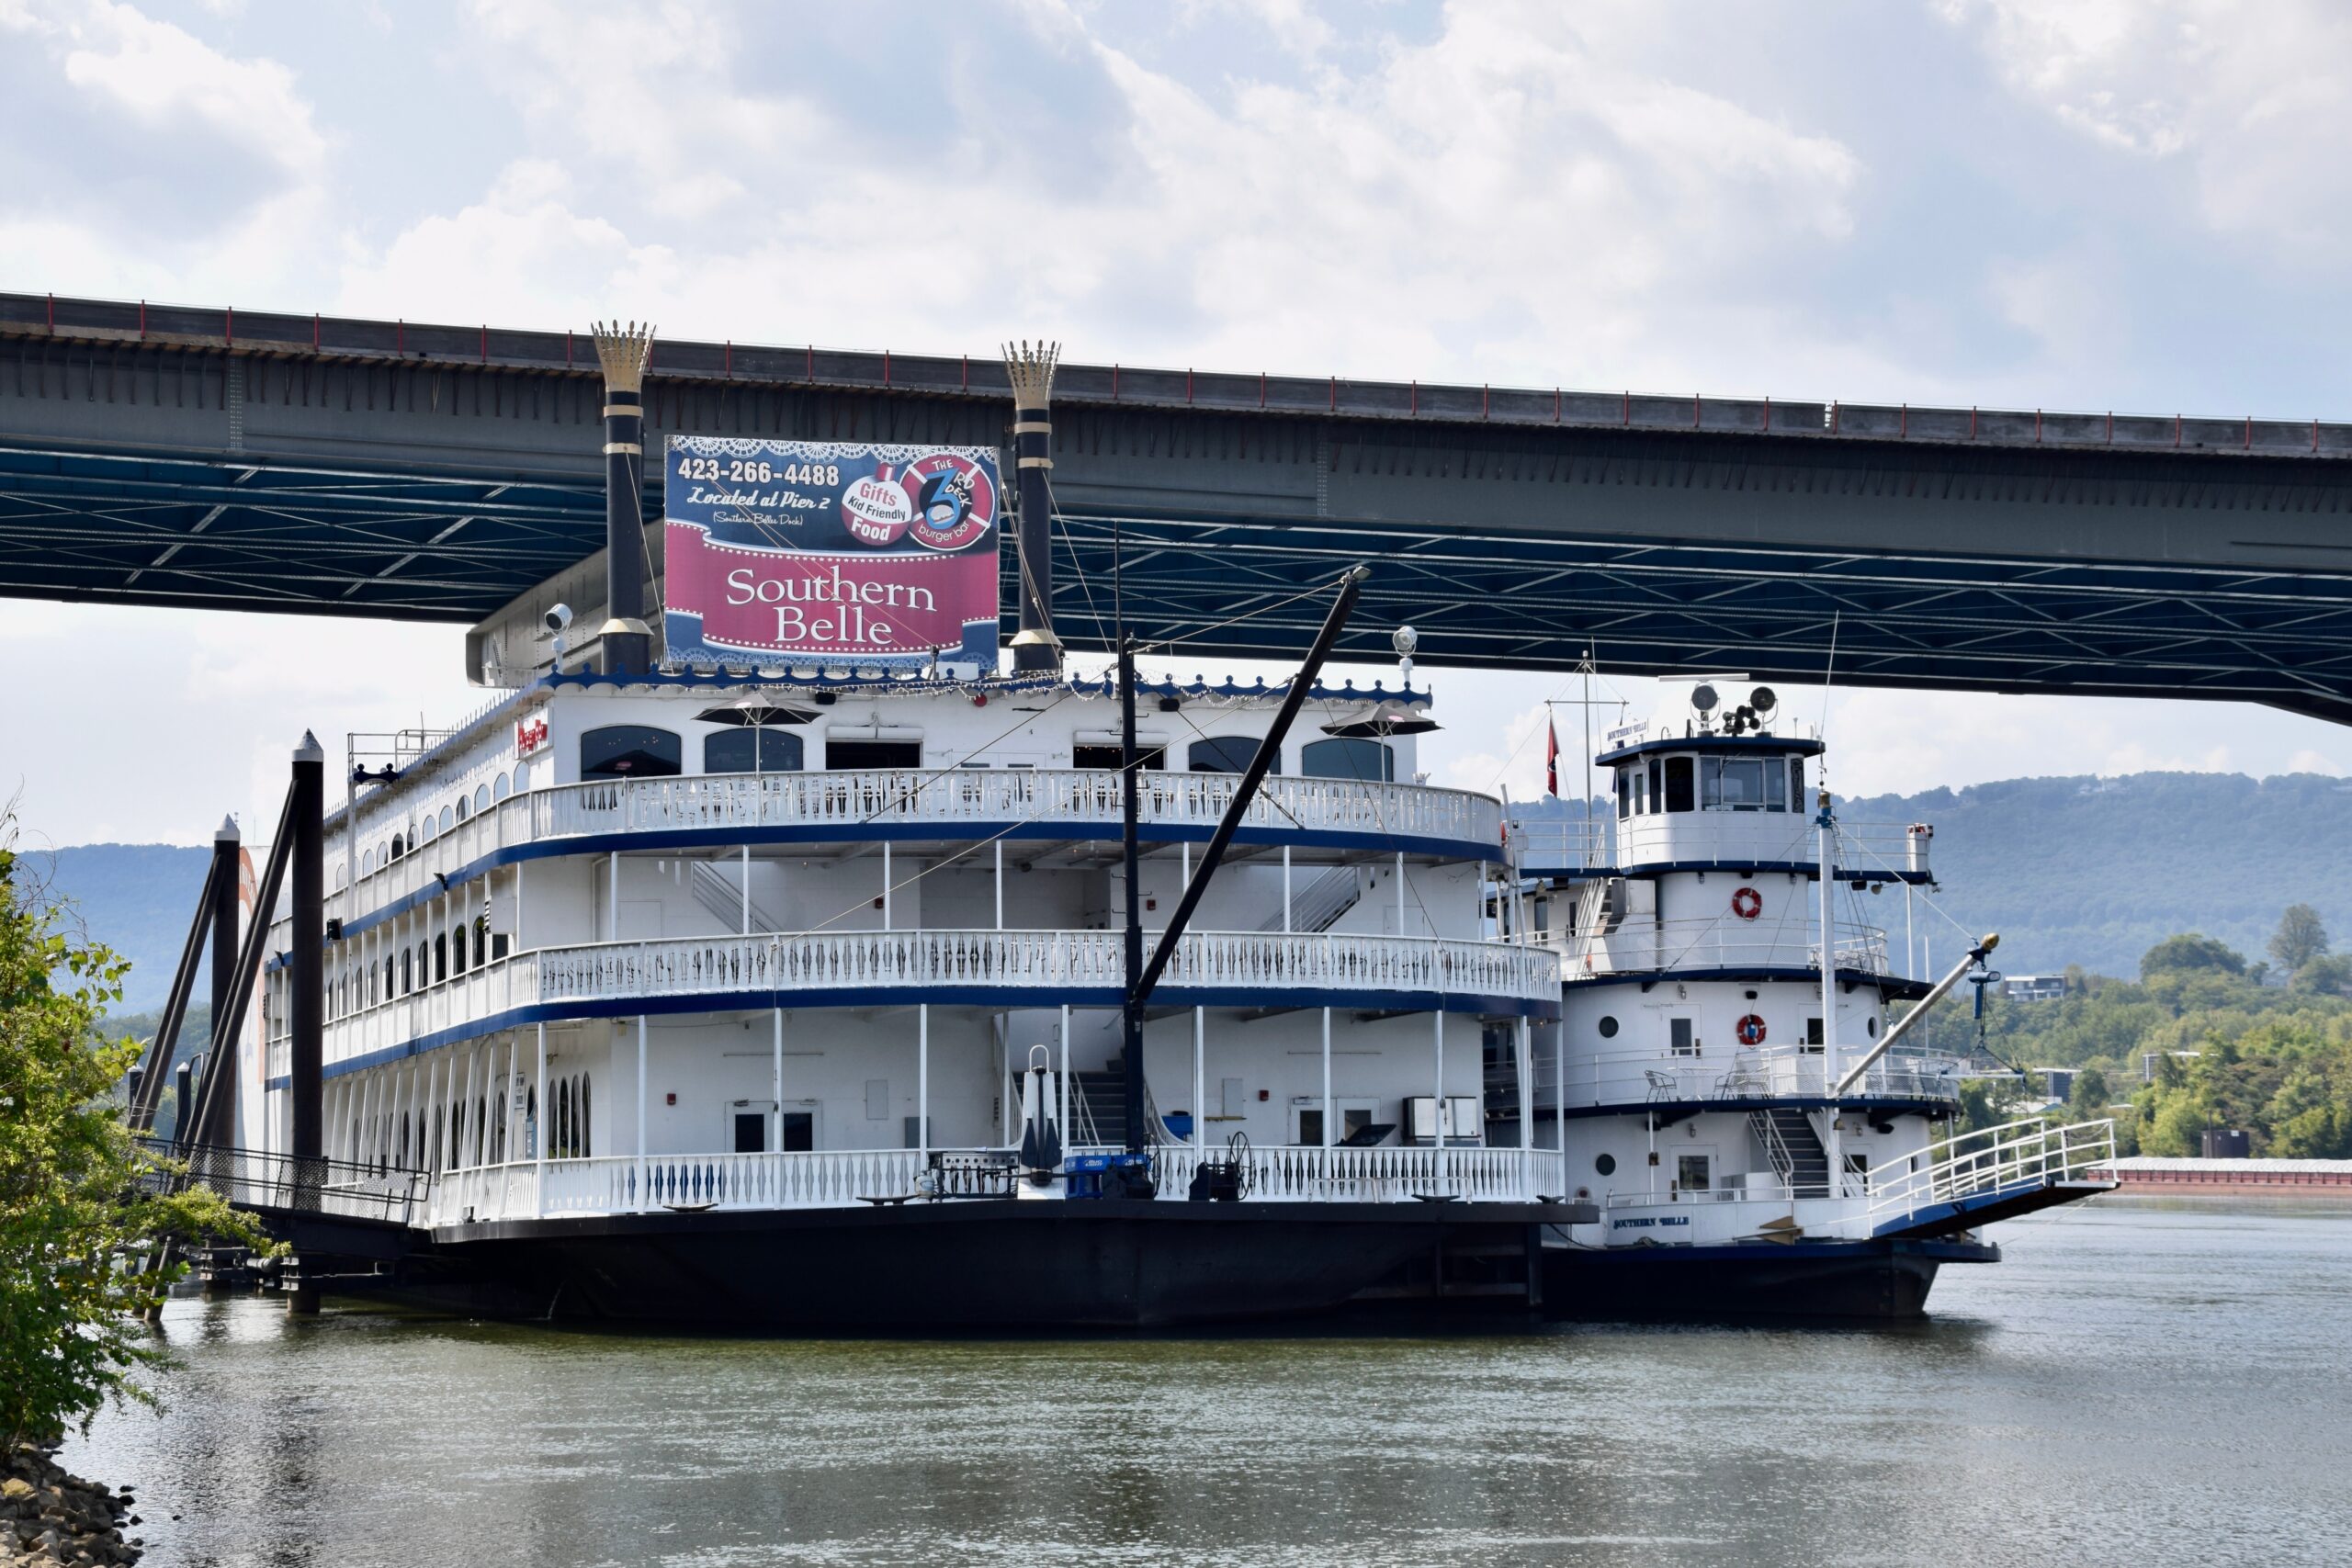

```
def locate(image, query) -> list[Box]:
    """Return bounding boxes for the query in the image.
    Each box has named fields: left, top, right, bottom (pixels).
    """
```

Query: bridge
left=6, top=291, right=2352, bottom=721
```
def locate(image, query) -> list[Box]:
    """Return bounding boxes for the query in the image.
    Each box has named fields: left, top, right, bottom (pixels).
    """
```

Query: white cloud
left=57, top=0, right=325, bottom=177
left=1945, top=0, right=2352, bottom=262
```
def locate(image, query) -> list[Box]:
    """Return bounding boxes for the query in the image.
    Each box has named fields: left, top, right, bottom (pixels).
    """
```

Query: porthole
left=1867, top=1016, right=1880, bottom=1038
left=1598, top=1015, right=1620, bottom=1039
left=1595, top=1152, right=1618, bottom=1176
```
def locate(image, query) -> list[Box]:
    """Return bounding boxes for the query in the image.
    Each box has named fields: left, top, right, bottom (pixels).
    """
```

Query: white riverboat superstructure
left=1504, top=683, right=2114, bottom=1315
left=228, top=657, right=1576, bottom=1323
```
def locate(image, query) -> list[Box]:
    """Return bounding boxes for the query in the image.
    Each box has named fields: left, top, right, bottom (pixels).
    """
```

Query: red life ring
left=1731, top=886, right=1764, bottom=921
left=1736, top=1013, right=1768, bottom=1046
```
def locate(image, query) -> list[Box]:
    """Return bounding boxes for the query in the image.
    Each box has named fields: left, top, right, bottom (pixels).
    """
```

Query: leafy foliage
left=2269, top=904, right=2331, bottom=976
left=1902, top=921, right=2352, bottom=1160
left=0, top=821, right=268, bottom=1449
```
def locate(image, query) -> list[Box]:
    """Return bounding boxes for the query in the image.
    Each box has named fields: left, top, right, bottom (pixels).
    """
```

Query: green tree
left=1, top=821, right=267, bottom=1448
left=2269, top=904, right=2330, bottom=976
left=2141, top=932, right=2248, bottom=981
left=2293, top=953, right=2352, bottom=998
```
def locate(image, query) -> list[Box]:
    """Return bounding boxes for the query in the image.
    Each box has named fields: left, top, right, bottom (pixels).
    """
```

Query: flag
left=1544, top=716, right=1559, bottom=797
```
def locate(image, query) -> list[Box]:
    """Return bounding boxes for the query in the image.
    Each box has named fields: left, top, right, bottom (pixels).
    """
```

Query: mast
left=1118, top=632, right=1147, bottom=1155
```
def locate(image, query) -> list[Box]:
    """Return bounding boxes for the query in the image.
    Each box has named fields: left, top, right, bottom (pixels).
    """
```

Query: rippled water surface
left=65, top=1200, right=2352, bottom=1567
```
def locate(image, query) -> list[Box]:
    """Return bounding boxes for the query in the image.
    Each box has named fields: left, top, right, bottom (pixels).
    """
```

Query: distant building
left=2201, top=1129, right=2252, bottom=1159
left=2143, top=1049, right=2203, bottom=1084
left=2003, top=975, right=2068, bottom=1001
left=2088, top=1156, right=2352, bottom=1195
left=2040, top=1066, right=2076, bottom=1101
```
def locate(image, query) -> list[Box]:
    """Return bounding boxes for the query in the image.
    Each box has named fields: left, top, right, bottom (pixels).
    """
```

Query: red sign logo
left=516, top=716, right=548, bottom=756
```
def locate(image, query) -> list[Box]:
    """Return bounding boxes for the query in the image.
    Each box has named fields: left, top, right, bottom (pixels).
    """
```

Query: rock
left=0, top=1483, right=28, bottom=1503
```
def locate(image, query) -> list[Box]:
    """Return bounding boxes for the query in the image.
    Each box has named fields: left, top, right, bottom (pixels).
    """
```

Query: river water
left=64, top=1200, right=2352, bottom=1567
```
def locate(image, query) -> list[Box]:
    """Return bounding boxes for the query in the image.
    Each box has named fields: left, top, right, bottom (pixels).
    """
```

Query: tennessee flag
left=1544, top=716, right=1559, bottom=797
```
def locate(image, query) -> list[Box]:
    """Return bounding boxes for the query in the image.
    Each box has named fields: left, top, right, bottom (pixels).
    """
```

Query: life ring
left=1731, top=886, right=1763, bottom=921
left=1736, top=1013, right=1768, bottom=1046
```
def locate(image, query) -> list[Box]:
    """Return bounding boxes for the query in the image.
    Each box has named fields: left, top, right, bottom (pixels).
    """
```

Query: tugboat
left=151, top=332, right=1586, bottom=1328
left=1501, top=683, right=2114, bottom=1318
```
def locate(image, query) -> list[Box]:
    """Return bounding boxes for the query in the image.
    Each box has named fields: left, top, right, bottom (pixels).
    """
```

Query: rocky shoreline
left=2, top=1449, right=141, bottom=1566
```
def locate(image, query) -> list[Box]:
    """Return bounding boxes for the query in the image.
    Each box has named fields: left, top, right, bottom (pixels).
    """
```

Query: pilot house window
left=1301, top=738, right=1393, bottom=782
left=825, top=739, right=922, bottom=770
left=1187, top=737, right=1273, bottom=774
left=1074, top=743, right=1166, bottom=771
left=582, top=725, right=682, bottom=778
left=1662, top=757, right=1696, bottom=813
left=706, top=729, right=804, bottom=773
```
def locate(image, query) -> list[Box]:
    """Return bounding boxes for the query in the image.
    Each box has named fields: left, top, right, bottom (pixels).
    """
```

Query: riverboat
left=1500, top=684, right=2116, bottom=1318
left=179, top=334, right=1583, bottom=1328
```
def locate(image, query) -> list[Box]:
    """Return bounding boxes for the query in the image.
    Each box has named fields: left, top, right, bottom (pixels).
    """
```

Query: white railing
left=1864, top=1116, right=2116, bottom=1234
left=1193, top=1143, right=1537, bottom=1202
left=1553, top=918, right=1891, bottom=977
left=1561, top=1046, right=1962, bottom=1109
left=319, top=930, right=1558, bottom=1063
left=347, top=770, right=1505, bottom=912
left=424, top=1143, right=1545, bottom=1224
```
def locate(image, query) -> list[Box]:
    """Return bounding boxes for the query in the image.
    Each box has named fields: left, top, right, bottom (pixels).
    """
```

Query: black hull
left=316, top=1201, right=1583, bottom=1330
left=1540, top=1235, right=1999, bottom=1322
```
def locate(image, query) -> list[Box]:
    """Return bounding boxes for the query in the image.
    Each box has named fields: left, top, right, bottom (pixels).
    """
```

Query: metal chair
left=1644, top=1069, right=1677, bottom=1102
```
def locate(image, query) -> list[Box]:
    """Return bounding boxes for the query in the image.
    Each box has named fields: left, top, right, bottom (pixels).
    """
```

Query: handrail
left=301, top=929, right=1562, bottom=1052
left=341, top=769, right=1506, bottom=908
left=1555, top=1046, right=1962, bottom=1110
left=1862, top=1116, right=2115, bottom=1230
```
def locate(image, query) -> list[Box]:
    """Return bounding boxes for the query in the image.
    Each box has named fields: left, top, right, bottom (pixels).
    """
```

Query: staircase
left=1073, top=1069, right=1130, bottom=1148
left=689, top=859, right=785, bottom=934
left=1752, top=1106, right=1830, bottom=1197
left=1258, top=863, right=1363, bottom=933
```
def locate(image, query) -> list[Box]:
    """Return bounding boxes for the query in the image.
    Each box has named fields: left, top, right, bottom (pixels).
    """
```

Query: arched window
left=400, top=950, right=413, bottom=994
left=492, top=1092, right=506, bottom=1163
left=1301, top=737, right=1393, bottom=783
left=434, top=934, right=447, bottom=983
left=580, top=1076, right=591, bottom=1157
left=525, top=1085, right=537, bottom=1159
left=456, top=795, right=469, bottom=823
left=556, top=1079, right=571, bottom=1158
left=390, top=833, right=405, bottom=859
left=475, top=784, right=492, bottom=812
left=451, top=925, right=467, bottom=974
left=1188, top=736, right=1277, bottom=774
left=704, top=728, right=804, bottom=774
left=420, top=817, right=435, bottom=844
left=439, top=805, right=454, bottom=833
left=582, top=725, right=682, bottom=778
left=492, top=772, right=512, bottom=801
left=401, top=1112, right=412, bottom=1168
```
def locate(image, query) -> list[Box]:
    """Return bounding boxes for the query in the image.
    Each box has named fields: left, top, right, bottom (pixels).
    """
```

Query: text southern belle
left=724, top=563, right=936, bottom=645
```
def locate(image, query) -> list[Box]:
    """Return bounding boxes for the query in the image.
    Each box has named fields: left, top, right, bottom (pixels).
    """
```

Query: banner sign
left=662, top=436, right=1001, bottom=669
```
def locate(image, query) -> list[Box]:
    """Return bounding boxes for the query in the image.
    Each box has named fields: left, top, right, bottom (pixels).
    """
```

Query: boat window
left=1676, top=1154, right=1712, bottom=1192
left=825, top=739, right=922, bottom=770
left=1804, top=1016, right=1824, bottom=1052
left=440, top=806, right=454, bottom=833
left=1633, top=771, right=1646, bottom=815
left=1765, top=758, right=1787, bottom=811
left=475, top=784, right=492, bottom=812
left=451, top=925, right=467, bottom=974
left=1662, top=756, right=1695, bottom=812
left=1597, top=1015, right=1619, bottom=1038
left=1790, top=758, right=1807, bottom=810
left=1301, top=737, right=1393, bottom=782
left=1187, top=736, right=1275, bottom=774
left=420, top=818, right=435, bottom=844
left=390, top=833, right=403, bottom=860
left=492, top=772, right=511, bottom=801
left=580, top=1077, right=591, bottom=1157
left=582, top=725, right=684, bottom=778
left=706, top=728, right=805, bottom=773
left=1702, top=758, right=1767, bottom=811
left=433, top=934, right=447, bottom=984
left=1595, top=1152, right=1617, bottom=1176
left=1668, top=1018, right=1697, bottom=1055
left=1614, top=771, right=1631, bottom=820
left=457, top=796, right=470, bottom=823
left=400, top=950, right=413, bottom=994
left=1074, top=743, right=1166, bottom=771
left=1648, top=759, right=1663, bottom=812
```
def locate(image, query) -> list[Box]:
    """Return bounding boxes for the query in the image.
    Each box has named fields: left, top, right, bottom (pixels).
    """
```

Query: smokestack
left=594, top=321, right=656, bottom=677
left=1002, top=341, right=1062, bottom=674
left=289, top=732, right=324, bottom=1170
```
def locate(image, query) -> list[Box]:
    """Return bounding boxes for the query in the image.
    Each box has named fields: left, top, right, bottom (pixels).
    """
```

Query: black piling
left=200, top=815, right=241, bottom=1145
left=594, top=321, right=655, bottom=677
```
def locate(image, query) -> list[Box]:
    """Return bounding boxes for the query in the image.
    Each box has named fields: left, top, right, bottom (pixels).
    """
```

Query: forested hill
left=28, top=842, right=211, bottom=1010
left=1520, top=771, right=2352, bottom=980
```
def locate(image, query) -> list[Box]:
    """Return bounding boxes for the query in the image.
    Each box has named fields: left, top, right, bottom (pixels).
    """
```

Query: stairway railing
left=1863, top=1116, right=2115, bottom=1232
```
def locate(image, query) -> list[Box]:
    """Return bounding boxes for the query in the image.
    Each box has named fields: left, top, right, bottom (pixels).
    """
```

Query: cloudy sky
left=6, top=0, right=2352, bottom=846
